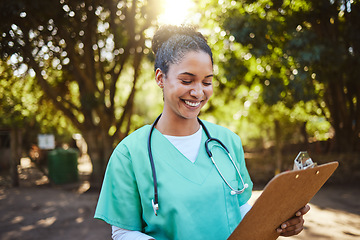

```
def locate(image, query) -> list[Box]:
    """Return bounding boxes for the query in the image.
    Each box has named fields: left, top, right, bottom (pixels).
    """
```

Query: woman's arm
left=239, top=202, right=252, bottom=219
left=112, top=226, right=155, bottom=240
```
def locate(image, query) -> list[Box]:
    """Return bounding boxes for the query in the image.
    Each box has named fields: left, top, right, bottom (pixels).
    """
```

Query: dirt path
left=0, top=157, right=111, bottom=240
left=1, top=185, right=359, bottom=240
left=0, top=158, right=359, bottom=240
left=0, top=186, right=111, bottom=240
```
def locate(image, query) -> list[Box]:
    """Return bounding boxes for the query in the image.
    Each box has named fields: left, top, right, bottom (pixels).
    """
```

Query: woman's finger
left=277, top=216, right=305, bottom=236
left=296, top=204, right=310, bottom=216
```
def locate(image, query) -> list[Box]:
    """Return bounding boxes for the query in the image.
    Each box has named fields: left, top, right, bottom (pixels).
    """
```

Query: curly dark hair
left=152, top=25, right=213, bottom=75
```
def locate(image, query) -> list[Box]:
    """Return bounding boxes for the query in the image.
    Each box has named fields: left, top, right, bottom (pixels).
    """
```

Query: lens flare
left=157, top=0, right=195, bottom=25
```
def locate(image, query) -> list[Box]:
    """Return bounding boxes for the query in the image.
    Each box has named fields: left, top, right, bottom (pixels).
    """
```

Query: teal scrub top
left=94, top=120, right=253, bottom=240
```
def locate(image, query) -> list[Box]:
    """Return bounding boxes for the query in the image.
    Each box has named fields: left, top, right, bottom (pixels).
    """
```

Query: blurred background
left=0, top=0, right=359, bottom=239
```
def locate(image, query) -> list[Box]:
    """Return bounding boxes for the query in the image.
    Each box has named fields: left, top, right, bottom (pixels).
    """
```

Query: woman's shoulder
left=125, top=125, right=151, bottom=140
left=114, top=125, right=151, bottom=151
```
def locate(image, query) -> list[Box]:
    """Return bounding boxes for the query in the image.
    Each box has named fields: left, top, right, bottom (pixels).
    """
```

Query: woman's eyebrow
left=178, top=72, right=196, bottom=76
left=178, top=72, right=214, bottom=78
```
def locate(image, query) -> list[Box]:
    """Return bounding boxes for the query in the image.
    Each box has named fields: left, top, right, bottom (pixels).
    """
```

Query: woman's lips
left=184, top=100, right=201, bottom=107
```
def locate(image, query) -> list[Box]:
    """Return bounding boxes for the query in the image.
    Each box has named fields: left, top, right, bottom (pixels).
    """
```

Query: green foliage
left=0, top=60, right=76, bottom=148
left=0, top=0, right=162, bottom=181
left=0, top=62, right=39, bottom=128
left=0, top=0, right=160, bottom=133
left=199, top=0, right=359, bottom=151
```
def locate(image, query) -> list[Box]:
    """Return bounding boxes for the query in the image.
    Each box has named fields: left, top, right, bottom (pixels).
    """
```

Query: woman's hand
left=276, top=204, right=310, bottom=236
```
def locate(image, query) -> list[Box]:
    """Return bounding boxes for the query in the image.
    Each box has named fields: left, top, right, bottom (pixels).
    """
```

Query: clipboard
left=228, top=161, right=339, bottom=240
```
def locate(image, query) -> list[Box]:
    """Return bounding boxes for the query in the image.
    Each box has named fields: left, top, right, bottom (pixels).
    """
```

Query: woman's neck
left=155, top=114, right=200, bottom=136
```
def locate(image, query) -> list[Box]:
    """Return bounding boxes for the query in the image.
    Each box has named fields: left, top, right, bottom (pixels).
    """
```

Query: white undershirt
left=163, top=125, right=203, bottom=163
left=111, top=126, right=251, bottom=239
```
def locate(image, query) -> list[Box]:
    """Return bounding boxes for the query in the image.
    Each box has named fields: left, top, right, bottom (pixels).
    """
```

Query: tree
left=202, top=0, right=360, bottom=152
left=0, top=0, right=161, bottom=184
left=0, top=59, right=77, bottom=186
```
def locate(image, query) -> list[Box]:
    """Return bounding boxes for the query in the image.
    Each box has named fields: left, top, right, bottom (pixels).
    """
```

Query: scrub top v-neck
left=94, top=120, right=253, bottom=240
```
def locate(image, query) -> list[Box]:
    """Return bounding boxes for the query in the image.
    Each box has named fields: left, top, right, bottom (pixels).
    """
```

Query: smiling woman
left=157, top=0, right=195, bottom=25
left=94, top=24, right=310, bottom=240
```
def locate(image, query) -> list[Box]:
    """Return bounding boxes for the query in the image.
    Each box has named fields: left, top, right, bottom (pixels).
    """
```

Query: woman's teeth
left=185, top=100, right=200, bottom=107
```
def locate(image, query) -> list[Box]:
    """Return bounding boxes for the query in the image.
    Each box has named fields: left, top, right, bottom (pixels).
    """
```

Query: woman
left=94, top=25, right=309, bottom=240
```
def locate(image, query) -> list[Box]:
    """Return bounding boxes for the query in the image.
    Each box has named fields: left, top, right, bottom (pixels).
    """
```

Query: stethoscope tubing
left=147, top=114, right=248, bottom=216
left=148, top=115, right=161, bottom=215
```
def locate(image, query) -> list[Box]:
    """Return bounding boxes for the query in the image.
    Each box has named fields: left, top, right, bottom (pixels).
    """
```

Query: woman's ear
left=155, top=68, right=165, bottom=88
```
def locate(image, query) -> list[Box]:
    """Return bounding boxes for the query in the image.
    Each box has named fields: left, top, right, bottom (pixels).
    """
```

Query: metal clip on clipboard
left=293, top=151, right=317, bottom=170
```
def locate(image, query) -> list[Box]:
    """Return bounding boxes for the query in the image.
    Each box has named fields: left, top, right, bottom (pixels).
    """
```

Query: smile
left=184, top=100, right=201, bottom=107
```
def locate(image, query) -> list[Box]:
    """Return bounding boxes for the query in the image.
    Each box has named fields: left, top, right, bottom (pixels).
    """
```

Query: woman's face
left=156, top=50, right=213, bottom=121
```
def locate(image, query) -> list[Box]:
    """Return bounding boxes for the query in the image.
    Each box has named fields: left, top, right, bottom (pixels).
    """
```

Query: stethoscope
left=148, top=114, right=249, bottom=216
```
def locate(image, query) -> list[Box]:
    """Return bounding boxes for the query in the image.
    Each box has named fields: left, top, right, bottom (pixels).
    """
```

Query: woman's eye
left=203, top=82, right=212, bottom=86
left=181, top=79, right=192, bottom=84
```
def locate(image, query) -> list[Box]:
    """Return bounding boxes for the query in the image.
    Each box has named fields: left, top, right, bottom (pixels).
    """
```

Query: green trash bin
left=48, top=148, right=79, bottom=184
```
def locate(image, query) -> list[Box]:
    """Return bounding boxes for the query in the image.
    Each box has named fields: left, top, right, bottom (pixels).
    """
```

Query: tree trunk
left=274, top=120, right=283, bottom=174
left=82, top=127, right=114, bottom=187
left=10, top=129, right=22, bottom=187
left=325, top=80, right=358, bottom=152
left=300, top=121, right=309, bottom=149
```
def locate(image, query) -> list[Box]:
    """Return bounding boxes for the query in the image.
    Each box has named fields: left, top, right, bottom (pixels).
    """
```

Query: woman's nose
left=190, top=84, right=204, bottom=98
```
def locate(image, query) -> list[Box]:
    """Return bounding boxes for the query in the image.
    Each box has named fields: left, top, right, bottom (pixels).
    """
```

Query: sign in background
left=38, top=134, right=55, bottom=150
